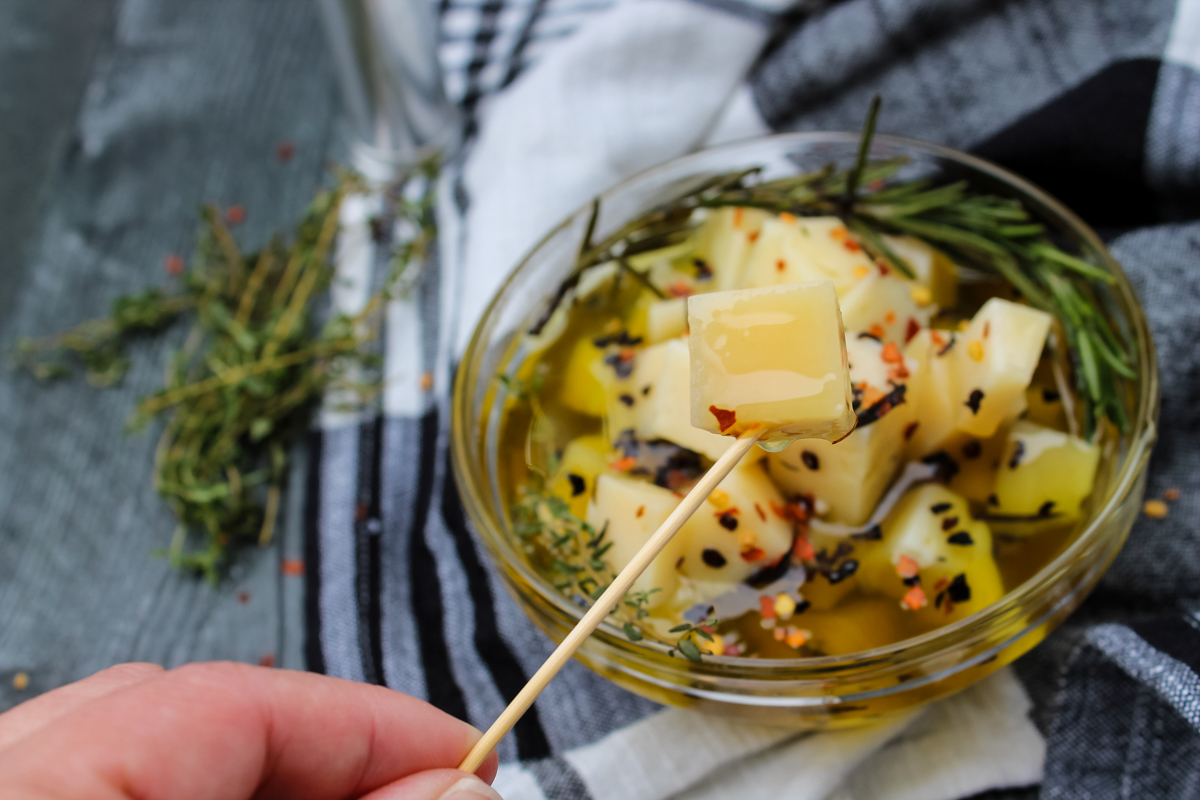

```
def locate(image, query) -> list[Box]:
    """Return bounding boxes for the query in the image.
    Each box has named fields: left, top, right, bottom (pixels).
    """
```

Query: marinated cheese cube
left=953, top=298, right=1052, bottom=438
left=688, top=282, right=856, bottom=446
left=559, top=336, right=608, bottom=417
left=858, top=483, right=1004, bottom=626
left=989, top=421, right=1100, bottom=535
left=549, top=435, right=612, bottom=519
left=767, top=333, right=916, bottom=526
left=881, top=234, right=958, bottom=310
left=838, top=272, right=931, bottom=345
left=627, top=339, right=731, bottom=462
left=645, top=297, right=689, bottom=344
left=586, top=475, right=685, bottom=606
left=902, top=328, right=961, bottom=458
left=693, top=206, right=770, bottom=291
left=676, top=462, right=794, bottom=583
left=738, top=216, right=827, bottom=290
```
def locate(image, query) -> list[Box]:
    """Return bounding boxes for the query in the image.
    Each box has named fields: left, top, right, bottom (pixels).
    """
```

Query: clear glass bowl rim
left=451, top=131, right=1159, bottom=679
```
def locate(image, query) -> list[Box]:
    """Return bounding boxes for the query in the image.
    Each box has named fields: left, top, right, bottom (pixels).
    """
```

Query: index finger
left=0, top=661, right=498, bottom=800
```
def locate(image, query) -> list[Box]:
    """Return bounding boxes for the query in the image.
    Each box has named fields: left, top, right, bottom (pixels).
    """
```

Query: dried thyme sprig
left=531, top=98, right=1132, bottom=437
left=13, top=161, right=439, bottom=581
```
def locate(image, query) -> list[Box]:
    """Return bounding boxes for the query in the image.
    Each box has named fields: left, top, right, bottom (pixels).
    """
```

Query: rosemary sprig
left=13, top=162, right=439, bottom=581
left=530, top=98, right=1132, bottom=437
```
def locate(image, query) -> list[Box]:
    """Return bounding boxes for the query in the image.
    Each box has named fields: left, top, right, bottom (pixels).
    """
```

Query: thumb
left=360, top=769, right=504, bottom=800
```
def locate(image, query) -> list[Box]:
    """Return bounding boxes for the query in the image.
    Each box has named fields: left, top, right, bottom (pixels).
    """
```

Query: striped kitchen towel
left=305, top=0, right=1200, bottom=797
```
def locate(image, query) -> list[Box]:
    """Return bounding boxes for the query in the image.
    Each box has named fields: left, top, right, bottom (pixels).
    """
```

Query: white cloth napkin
left=440, top=1, right=1047, bottom=796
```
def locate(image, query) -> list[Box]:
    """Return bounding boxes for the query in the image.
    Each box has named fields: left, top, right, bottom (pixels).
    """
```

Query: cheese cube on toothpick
left=688, top=282, right=856, bottom=448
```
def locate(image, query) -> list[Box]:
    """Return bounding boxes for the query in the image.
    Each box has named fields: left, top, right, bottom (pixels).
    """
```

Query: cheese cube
left=881, top=234, right=958, bottom=309
left=559, top=336, right=608, bottom=417
left=858, top=484, right=1004, bottom=626
left=549, top=435, right=612, bottom=519
left=953, top=298, right=1052, bottom=438
left=902, top=328, right=961, bottom=458
left=838, top=272, right=931, bottom=345
left=586, top=475, right=685, bottom=606
left=676, top=462, right=794, bottom=583
left=693, top=206, right=769, bottom=291
left=688, top=282, right=856, bottom=446
left=627, top=339, right=731, bottom=462
left=645, top=297, right=689, bottom=344
left=989, top=421, right=1100, bottom=535
left=767, top=334, right=916, bottom=525
left=737, top=216, right=827, bottom=290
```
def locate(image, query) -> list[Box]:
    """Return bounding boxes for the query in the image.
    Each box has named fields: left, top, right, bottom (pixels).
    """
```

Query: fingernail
left=439, top=776, right=503, bottom=800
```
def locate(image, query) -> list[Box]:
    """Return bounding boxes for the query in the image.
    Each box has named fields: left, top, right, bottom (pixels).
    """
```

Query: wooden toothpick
left=458, top=428, right=762, bottom=773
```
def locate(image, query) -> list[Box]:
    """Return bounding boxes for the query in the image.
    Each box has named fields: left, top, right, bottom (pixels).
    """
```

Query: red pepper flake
left=983, top=320, right=991, bottom=339
left=618, top=348, right=636, bottom=362
left=236, top=590, right=251, bottom=604
left=776, top=259, right=787, bottom=272
left=709, top=405, right=737, bottom=433
left=281, top=559, right=305, bottom=576
left=733, top=207, right=744, bottom=228
left=787, top=502, right=810, bottom=522
left=748, top=231, right=760, bottom=243
left=779, top=212, right=796, bottom=224
left=861, top=385, right=886, bottom=409
left=666, top=281, right=694, bottom=298
left=881, top=341, right=903, bottom=364
left=740, top=547, right=766, bottom=562
left=933, top=577, right=949, bottom=592
left=259, top=653, right=276, bottom=668
left=636, top=505, right=646, bottom=519
left=830, top=227, right=847, bottom=241
left=1164, top=488, right=1181, bottom=501
left=609, top=456, right=637, bottom=472
left=931, top=331, right=946, bottom=347
left=769, top=500, right=790, bottom=520
left=714, top=506, right=740, bottom=517
left=902, top=585, right=927, bottom=610
left=276, top=140, right=296, bottom=162
left=895, top=554, right=920, bottom=579
left=904, top=421, right=919, bottom=440
left=868, top=323, right=886, bottom=340
left=759, top=595, right=777, bottom=619
left=842, top=239, right=862, bottom=253
left=698, top=624, right=715, bottom=634
left=793, top=536, right=815, bottom=562
left=877, top=259, right=890, bottom=276
left=754, top=503, right=767, bottom=522
left=905, top=317, right=920, bottom=344
left=885, top=310, right=897, bottom=324
left=164, top=254, right=184, bottom=275
left=226, top=205, right=247, bottom=226
left=889, top=361, right=910, bottom=380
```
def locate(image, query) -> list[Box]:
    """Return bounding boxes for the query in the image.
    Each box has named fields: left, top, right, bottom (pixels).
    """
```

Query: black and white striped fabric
left=305, top=1, right=1200, bottom=797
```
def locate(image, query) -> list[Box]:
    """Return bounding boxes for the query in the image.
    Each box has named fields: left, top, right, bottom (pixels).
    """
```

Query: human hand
left=0, top=661, right=500, bottom=800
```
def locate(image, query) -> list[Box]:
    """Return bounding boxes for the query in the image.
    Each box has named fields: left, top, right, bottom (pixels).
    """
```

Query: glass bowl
left=450, top=133, right=1159, bottom=728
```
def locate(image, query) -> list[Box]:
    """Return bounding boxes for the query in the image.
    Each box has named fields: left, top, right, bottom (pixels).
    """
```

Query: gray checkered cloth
left=305, top=1, right=1200, bottom=797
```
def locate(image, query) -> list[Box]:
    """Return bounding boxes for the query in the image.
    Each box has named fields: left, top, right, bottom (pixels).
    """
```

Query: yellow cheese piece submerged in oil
left=688, top=282, right=855, bottom=447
